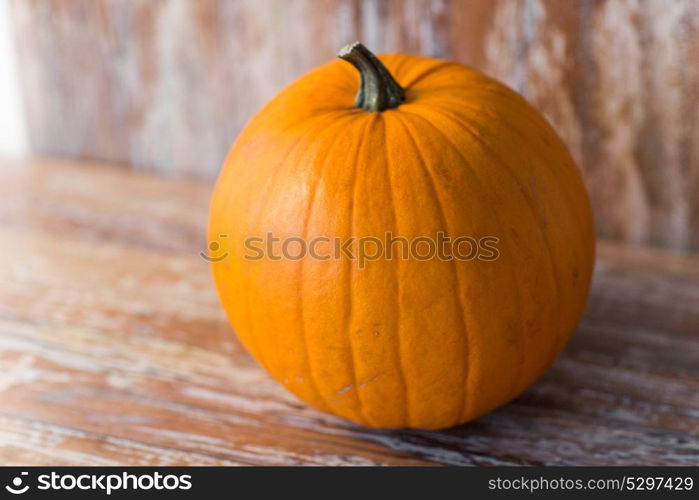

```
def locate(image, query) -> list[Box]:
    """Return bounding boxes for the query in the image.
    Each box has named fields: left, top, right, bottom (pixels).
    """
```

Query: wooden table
left=0, top=158, right=697, bottom=466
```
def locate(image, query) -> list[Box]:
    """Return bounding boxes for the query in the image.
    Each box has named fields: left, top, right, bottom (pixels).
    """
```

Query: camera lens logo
left=5, top=472, right=29, bottom=495
left=200, top=234, right=229, bottom=263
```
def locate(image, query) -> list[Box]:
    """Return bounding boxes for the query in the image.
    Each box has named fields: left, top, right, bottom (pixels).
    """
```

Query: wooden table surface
left=0, top=158, right=697, bottom=466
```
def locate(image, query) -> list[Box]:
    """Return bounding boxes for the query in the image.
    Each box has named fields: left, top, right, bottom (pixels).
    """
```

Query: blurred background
left=0, top=0, right=698, bottom=466
left=1, top=0, right=698, bottom=251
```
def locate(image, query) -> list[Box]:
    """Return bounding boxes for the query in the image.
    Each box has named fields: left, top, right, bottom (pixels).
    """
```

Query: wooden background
left=9, top=0, right=699, bottom=251
left=3, top=1, right=699, bottom=466
left=1, top=157, right=697, bottom=466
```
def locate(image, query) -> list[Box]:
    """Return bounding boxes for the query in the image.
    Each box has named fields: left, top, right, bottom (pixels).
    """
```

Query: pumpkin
left=209, top=42, right=595, bottom=430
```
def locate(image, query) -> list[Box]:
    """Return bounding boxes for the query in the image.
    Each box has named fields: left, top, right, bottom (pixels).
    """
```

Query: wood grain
left=9, top=0, right=699, bottom=251
left=0, top=157, right=697, bottom=466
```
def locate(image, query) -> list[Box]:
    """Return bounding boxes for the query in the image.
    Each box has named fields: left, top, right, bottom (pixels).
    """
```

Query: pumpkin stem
left=338, top=42, right=405, bottom=112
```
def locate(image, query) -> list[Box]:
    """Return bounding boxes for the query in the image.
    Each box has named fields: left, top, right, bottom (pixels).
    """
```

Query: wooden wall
left=10, top=0, right=699, bottom=251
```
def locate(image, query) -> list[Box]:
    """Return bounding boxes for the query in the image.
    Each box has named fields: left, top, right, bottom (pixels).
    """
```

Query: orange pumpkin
left=209, top=42, right=595, bottom=430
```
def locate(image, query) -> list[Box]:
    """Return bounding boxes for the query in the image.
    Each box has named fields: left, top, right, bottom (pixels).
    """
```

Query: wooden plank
left=10, top=0, right=699, bottom=251
left=0, top=157, right=697, bottom=465
left=0, top=417, right=242, bottom=466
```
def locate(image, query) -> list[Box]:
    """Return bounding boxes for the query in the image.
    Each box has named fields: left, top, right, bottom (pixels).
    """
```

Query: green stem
left=338, top=42, right=405, bottom=112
